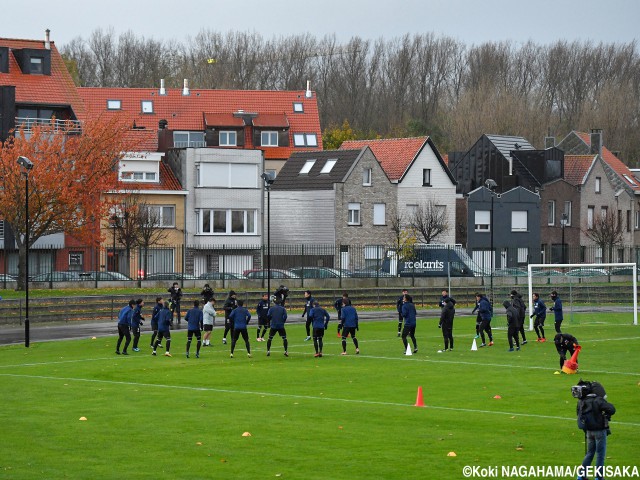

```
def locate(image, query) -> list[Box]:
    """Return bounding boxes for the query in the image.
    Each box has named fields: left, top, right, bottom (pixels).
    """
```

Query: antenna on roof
left=305, top=80, right=312, bottom=99
left=45, top=29, right=51, bottom=50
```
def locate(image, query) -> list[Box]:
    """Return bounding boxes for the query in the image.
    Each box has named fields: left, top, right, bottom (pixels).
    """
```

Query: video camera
left=571, top=379, right=607, bottom=399
left=571, top=384, right=591, bottom=399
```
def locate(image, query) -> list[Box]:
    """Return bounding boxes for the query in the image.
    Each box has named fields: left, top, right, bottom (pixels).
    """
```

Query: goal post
left=527, top=263, right=638, bottom=330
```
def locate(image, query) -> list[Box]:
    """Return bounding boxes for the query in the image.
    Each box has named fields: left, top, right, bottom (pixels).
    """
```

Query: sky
left=4, top=0, right=639, bottom=48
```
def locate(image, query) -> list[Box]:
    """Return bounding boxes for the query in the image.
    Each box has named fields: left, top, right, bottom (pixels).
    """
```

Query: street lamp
left=560, top=212, right=568, bottom=264
left=485, top=178, right=498, bottom=306
left=261, top=171, right=275, bottom=304
left=110, top=214, right=119, bottom=273
left=17, top=155, right=34, bottom=348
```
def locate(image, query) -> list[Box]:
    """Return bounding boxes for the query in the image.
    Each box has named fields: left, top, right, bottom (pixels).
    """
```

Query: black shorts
left=534, top=317, right=546, bottom=326
left=342, top=326, right=357, bottom=338
left=157, top=330, right=171, bottom=342
left=258, top=316, right=269, bottom=326
left=312, top=327, right=325, bottom=338
left=187, top=329, right=202, bottom=341
left=203, top=324, right=213, bottom=332
left=402, top=325, right=416, bottom=337
left=269, top=327, right=287, bottom=338
left=118, top=324, right=130, bottom=338
left=150, top=321, right=158, bottom=331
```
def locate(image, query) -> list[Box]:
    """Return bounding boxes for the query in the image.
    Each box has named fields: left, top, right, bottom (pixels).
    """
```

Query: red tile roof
left=564, top=155, right=595, bottom=186
left=0, top=38, right=85, bottom=119
left=574, top=132, right=640, bottom=192
left=78, top=87, right=322, bottom=160
left=204, top=113, right=245, bottom=127
left=114, top=162, right=183, bottom=192
left=253, top=113, right=289, bottom=128
left=339, top=137, right=429, bottom=181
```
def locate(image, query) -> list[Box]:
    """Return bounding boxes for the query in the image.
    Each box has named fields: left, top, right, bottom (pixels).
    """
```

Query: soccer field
left=1, top=314, right=639, bottom=479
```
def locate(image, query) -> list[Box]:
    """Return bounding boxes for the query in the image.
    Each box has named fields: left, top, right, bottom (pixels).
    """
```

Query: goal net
left=527, top=263, right=638, bottom=330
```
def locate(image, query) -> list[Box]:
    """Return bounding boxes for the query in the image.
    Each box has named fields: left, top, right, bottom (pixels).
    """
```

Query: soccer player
left=266, top=299, right=288, bottom=357
left=302, top=290, right=315, bottom=341
left=200, top=283, right=214, bottom=303
left=510, top=290, right=527, bottom=344
left=334, top=292, right=348, bottom=338
left=503, top=300, right=521, bottom=351
left=116, top=299, right=134, bottom=355
left=310, top=301, right=330, bottom=357
left=185, top=300, right=203, bottom=358
left=340, top=298, right=360, bottom=355
left=549, top=290, right=563, bottom=333
left=401, top=294, right=418, bottom=354
left=167, top=282, right=183, bottom=324
left=202, top=298, right=216, bottom=347
left=222, top=290, right=238, bottom=345
left=475, top=292, right=493, bottom=347
left=229, top=299, right=252, bottom=358
left=131, top=298, right=144, bottom=352
left=396, top=288, right=408, bottom=337
left=554, top=332, right=579, bottom=370
left=471, top=293, right=482, bottom=339
left=256, top=293, right=269, bottom=342
left=150, top=296, right=163, bottom=349
left=273, top=285, right=289, bottom=308
left=439, top=289, right=456, bottom=308
left=438, top=297, right=455, bottom=352
left=152, top=302, right=173, bottom=357
left=530, top=292, right=547, bottom=342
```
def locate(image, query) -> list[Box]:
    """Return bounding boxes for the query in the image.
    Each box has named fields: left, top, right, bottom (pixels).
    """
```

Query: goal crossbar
left=527, top=263, right=638, bottom=328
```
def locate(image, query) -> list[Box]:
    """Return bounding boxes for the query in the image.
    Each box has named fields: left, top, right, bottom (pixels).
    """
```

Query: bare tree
left=583, top=206, right=624, bottom=262
left=137, top=201, right=171, bottom=278
left=410, top=201, right=449, bottom=244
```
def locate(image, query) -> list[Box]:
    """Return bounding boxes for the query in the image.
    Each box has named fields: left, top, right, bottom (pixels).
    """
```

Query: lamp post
left=261, top=172, right=275, bottom=304
left=485, top=179, right=498, bottom=306
left=17, top=156, right=34, bottom=348
left=111, top=214, right=118, bottom=273
left=561, top=212, right=568, bottom=264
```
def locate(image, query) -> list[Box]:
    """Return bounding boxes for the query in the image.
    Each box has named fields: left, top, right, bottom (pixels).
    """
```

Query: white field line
left=1, top=372, right=638, bottom=428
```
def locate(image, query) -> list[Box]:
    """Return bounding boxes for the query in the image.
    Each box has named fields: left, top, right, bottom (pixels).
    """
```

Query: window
left=219, top=131, right=237, bottom=146
left=293, top=133, right=318, bottom=147
left=517, top=247, right=529, bottom=264
left=636, top=211, right=640, bottom=230
left=299, top=160, right=316, bottom=175
left=547, top=200, right=555, bottom=226
left=144, top=206, right=175, bottom=227
left=173, top=131, right=205, bottom=148
left=623, top=174, right=637, bottom=186
left=261, top=131, right=278, bottom=147
left=601, top=206, right=608, bottom=220
left=475, top=210, right=490, bottom=231
left=595, top=176, right=601, bottom=193
left=68, top=251, right=84, bottom=271
left=564, top=201, right=572, bottom=226
left=627, top=210, right=632, bottom=232
left=141, top=100, right=154, bottom=113
left=587, top=206, right=595, bottom=229
left=30, top=57, right=43, bottom=74
left=406, top=204, right=418, bottom=218
left=107, top=99, right=121, bottom=110
left=422, top=169, right=432, bottom=186
left=348, top=203, right=361, bottom=225
left=618, top=210, right=622, bottom=231
left=511, top=211, right=528, bottom=232
left=293, top=102, right=304, bottom=113
left=198, top=163, right=258, bottom=188
left=373, top=204, right=386, bottom=225
left=199, top=209, right=257, bottom=235
left=363, top=168, right=372, bottom=186
left=120, top=171, right=157, bottom=182
left=320, top=159, right=337, bottom=174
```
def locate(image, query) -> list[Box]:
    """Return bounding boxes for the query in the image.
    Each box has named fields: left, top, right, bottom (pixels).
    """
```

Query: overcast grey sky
left=5, top=0, right=639, bottom=48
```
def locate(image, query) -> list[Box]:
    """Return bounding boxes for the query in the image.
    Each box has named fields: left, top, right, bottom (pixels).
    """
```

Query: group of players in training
left=114, top=282, right=579, bottom=369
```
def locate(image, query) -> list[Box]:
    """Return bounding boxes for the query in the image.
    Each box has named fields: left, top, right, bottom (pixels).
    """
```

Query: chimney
left=305, top=80, right=312, bottom=99
left=544, top=136, right=555, bottom=149
left=182, top=79, right=190, bottom=96
left=45, top=29, right=51, bottom=50
left=159, top=79, right=166, bottom=95
left=590, top=129, right=603, bottom=156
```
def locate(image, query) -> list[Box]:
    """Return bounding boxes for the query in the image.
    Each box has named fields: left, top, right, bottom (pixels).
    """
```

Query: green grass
left=1, top=314, right=639, bottom=479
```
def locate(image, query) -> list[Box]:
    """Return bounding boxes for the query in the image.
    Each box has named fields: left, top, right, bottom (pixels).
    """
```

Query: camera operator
left=574, top=381, right=616, bottom=480
left=554, top=332, right=579, bottom=370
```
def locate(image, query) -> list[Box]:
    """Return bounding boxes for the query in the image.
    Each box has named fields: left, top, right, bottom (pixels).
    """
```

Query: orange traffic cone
left=561, top=345, right=582, bottom=374
left=414, top=386, right=426, bottom=407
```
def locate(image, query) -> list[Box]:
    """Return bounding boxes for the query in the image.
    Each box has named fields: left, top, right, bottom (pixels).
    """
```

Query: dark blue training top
left=310, top=307, right=330, bottom=329
left=550, top=297, right=563, bottom=321
left=533, top=298, right=547, bottom=319
left=229, top=306, right=252, bottom=329
left=185, top=307, right=203, bottom=331
left=303, top=296, right=316, bottom=318
left=402, top=301, right=417, bottom=327
left=157, top=308, right=172, bottom=332
left=341, top=305, right=358, bottom=328
left=118, top=305, right=132, bottom=326
left=151, top=303, right=162, bottom=326
left=257, top=299, right=269, bottom=320
left=267, top=305, right=287, bottom=329
left=477, top=296, right=492, bottom=321
left=131, top=305, right=144, bottom=328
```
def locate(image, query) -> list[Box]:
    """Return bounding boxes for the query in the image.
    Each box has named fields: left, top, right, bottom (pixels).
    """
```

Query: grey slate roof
left=485, top=134, right=535, bottom=158
left=271, top=149, right=363, bottom=190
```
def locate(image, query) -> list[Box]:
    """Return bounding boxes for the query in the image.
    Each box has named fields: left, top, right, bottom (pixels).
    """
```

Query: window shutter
left=278, top=129, right=290, bottom=147
left=205, top=129, right=219, bottom=147
left=253, top=129, right=261, bottom=147
left=236, top=129, right=245, bottom=146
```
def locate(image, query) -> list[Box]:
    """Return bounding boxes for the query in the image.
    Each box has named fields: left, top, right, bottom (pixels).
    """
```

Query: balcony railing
left=173, top=141, right=206, bottom=148
left=15, top=117, right=82, bottom=133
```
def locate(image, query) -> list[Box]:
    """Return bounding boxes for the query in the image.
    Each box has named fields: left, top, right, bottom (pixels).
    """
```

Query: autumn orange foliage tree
left=0, top=117, right=133, bottom=289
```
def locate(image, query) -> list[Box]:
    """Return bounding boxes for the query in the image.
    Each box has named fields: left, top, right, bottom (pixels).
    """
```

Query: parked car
left=349, top=267, right=394, bottom=278
left=289, top=267, right=350, bottom=279
left=532, top=269, right=564, bottom=276
left=143, top=272, right=199, bottom=281
left=31, top=271, right=82, bottom=282
left=609, top=266, right=640, bottom=278
left=198, top=272, right=242, bottom=280
left=78, top=271, right=133, bottom=281
left=243, top=269, right=300, bottom=279
left=0, top=274, right=18, bottom=282
left=566, top=268, right=609, bottom=277
left=492, top=267, right=528, bottom=277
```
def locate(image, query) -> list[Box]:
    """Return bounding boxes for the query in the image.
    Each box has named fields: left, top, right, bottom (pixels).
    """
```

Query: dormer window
left=107, top=100, right=122, bottom=110
left=299, top=160, right=316, bottom=175
left=623, top=174, right=637, bottom=186
left=293, top=102, right=304, bottom=113
left=30, top=57, right=43, bottom=74
left=141, top=100, right=154, bottom=114
left=219, top=131, right=237, bottom=146
left=293, top=133, right=318, bottom=147
left=173, top=131, right=205, bottom=148
left=320, top=159, right=337, bottom=174
left=261, top=131, right=278, bottom=147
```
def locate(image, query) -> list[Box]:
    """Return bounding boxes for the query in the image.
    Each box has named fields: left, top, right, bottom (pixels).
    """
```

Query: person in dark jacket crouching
left=555, top=332, right=579, bottom=370
left=438, top=298, right=455, bottom=352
